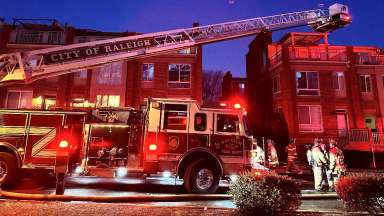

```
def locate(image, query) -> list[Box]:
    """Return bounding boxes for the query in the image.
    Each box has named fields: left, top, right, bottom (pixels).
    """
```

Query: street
left=0, top=174, right=349, bottom=215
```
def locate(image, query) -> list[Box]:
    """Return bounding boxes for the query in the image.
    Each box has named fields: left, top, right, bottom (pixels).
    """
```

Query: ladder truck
left=0, top=3, right=351, bottom=194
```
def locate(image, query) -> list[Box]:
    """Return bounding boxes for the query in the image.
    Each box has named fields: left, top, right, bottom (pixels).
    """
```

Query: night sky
left=1, top=0, right=383, bottom=77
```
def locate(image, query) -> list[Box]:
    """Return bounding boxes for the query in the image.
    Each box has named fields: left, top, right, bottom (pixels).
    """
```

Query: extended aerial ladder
left=0, top=3, right=351, bottom=85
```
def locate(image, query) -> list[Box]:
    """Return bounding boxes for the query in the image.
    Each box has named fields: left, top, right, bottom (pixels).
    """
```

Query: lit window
left=142, top=63, right=154, bottom=81
left=216, top=114, right=238, bottom=133
left=359, top=75, right=372, bottom=93
left=96, top=95, right=120, bottom=107
left=6, top=91, right=33, bottom=109
left=238, top=83, right=245, bottom=94
left=44, top=97, right=56, bottom=110
left=96, top=62, right=122, bottom=85
left=296, top=71, right=319, bottom=96
left=272, top=75, right=280, bottom=94
left=163, top=104, right=188, bottom=130
left=168, top=64, right=191, bottom=88
left=297, top=105, right=323, bottom=132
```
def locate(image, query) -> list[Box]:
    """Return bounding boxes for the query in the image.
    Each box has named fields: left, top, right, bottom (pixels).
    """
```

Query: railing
left=268, top=46, right=348, bottom=66
left=288, top=47, right=347, bottom=61
left=355, top=53, right=384, bottom=65
left=336, top=128, right=384, bottom=147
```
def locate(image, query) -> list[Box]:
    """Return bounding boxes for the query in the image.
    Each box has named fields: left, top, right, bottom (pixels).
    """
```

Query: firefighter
left=328, top=139, right=346, bottom=191
left=306, top=144, right=314, bottom=167
left=267, top=139, right=279, bottom=168
left=251, top=139, right=265, bottom=166
left=285, top=138, right=302, bottom=174
left=320, top=139, right=330, bottom=190
left=311, top=138, right=328, bottom=191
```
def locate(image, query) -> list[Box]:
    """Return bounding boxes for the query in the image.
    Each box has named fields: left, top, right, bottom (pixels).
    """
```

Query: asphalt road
left=0, top=173, right=346, bottom=213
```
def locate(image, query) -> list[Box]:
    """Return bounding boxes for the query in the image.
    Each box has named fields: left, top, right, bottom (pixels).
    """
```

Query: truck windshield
left=242, top=116, right=253, bottom=136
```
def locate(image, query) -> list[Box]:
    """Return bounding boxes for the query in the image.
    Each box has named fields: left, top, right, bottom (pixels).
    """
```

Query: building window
left=216, top=114, right=238, bottom=133
left=96, top=62, right=122, bottom=85
left=47, top=32, right=62, bottom=44
left=96, top=95, right=120, bottom=107
left=163, top=104, right=188, bottom=130
left=296, top=71, right=319, bottom=96
left=359, top=75, right=372, bottom=93
left=238, top=83, right=245, bottom=94
left=44, top=97, right=56, bottom=110
left=297, top=105, right=323, bottom=132
left=6, top=91, right=33, bottom=108
left=272, top=75, right=280, bottom=94
left=168, top=64, right=191, bottom=88
left=333, top=72, right=345, bottom=90
left=333, top=72, right=346, bottom=97
left=142, top=63, right=154, bottom=81
left=194, top=113, right=207, bottom=131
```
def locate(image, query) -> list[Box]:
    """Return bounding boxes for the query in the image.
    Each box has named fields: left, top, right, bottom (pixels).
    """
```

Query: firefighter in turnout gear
left=267, top=139, right=279, bottom=168
left=285, top=138, right=302, bottom=174
left=311, top=139, right=328, bottom=191
left=251, top=139, right=265, bottom=166
left=328, top=139, right=346, bottom=191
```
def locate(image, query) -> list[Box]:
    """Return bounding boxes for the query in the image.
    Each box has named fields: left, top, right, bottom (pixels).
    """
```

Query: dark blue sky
left=1, top=0, right=383, bottom=77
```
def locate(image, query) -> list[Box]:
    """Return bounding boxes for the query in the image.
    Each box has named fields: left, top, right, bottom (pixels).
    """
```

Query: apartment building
left=0, top=19, right=202, bottom=110
left=246, top=31, right=384, bottom=168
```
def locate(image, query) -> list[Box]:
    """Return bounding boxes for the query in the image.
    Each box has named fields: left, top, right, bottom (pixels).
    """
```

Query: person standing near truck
left=311, top=139, right=328, bottom=191
left=328, top=139, right=346, bottom=191
left=267, top=139, right=279, bottom=168
left=285, top=138, right=302, bottom=174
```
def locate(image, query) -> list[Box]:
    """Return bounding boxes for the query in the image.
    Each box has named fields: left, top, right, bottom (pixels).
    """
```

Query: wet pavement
left=0, top=173, right=346, bottom=213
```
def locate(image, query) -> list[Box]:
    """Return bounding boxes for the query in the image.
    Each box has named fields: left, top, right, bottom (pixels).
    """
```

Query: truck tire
left=183, top=159, right=220, bottom=194
left=55, top=173, right=66, bottom=195
left=0, top=152, right=18, bottom=187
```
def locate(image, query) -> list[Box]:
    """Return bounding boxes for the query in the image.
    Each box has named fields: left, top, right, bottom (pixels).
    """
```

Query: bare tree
left=202, top=70, right=224, bottom=106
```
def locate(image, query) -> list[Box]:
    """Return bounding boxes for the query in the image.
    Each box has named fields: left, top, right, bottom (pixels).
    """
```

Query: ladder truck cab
left=0, top=98, right=254, bottom=194
left=0, top=3, right=351, bottom=194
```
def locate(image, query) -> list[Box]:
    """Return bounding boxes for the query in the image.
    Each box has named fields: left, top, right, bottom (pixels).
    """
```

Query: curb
left=0, top=191, right=231, bottom=202
left=1, top=190, right=338, bottom=202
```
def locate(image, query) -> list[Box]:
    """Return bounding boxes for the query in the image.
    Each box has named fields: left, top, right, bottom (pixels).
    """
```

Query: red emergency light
left=233, top=103, right=242, bottom=109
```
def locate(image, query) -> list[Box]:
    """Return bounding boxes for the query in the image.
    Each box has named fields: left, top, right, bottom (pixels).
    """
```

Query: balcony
left=355, top=53, right=384, bottom=65
left=335, top=129, right=384, bottom=152
left=269, top=46, right=347, bottom=66
left=288, top=47, right=347, bottom=62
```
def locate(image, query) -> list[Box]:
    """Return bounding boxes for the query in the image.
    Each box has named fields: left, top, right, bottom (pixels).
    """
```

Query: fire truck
left=0, top=3, right=351, bottom=194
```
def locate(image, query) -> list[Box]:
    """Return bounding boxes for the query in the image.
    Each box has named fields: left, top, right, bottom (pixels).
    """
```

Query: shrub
left=228, top=172, right=301, bottom=216
left=336, top=173, right=384, bottom=214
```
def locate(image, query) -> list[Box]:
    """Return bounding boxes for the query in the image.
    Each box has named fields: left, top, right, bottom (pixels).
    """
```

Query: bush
left=228, top=172, right=301, bottom=216
left=336, top=173, right=384, bottom=214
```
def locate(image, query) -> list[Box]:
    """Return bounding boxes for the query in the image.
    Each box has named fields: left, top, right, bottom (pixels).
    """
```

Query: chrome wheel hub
left=196, top=168, right=214, bottom=190
left=0, top=161, right=7, bottom=182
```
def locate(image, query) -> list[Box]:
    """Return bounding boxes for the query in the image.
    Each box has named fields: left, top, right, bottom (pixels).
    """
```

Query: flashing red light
left=59, top=140, right=69, bottom=148
left=149, top=144, right=157, bottom=151
left=220, top=102, right=227, bottom=107
left=233, top=103, right=241, bottom=109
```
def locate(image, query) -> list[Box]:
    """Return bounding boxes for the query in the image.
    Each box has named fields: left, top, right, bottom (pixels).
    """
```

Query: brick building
left=0, top=19, right=202, bottom=109
left=221, top=71, right=246, bottom=103
left=245, top=31, right=384, bottom=168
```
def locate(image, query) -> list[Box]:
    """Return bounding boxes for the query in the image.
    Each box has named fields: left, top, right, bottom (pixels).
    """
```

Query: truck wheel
left=0, top=152, right=17, bottom=187
left=183, top=159, right=220, bottom=194
left=55, top=173, right=66, bottom=195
